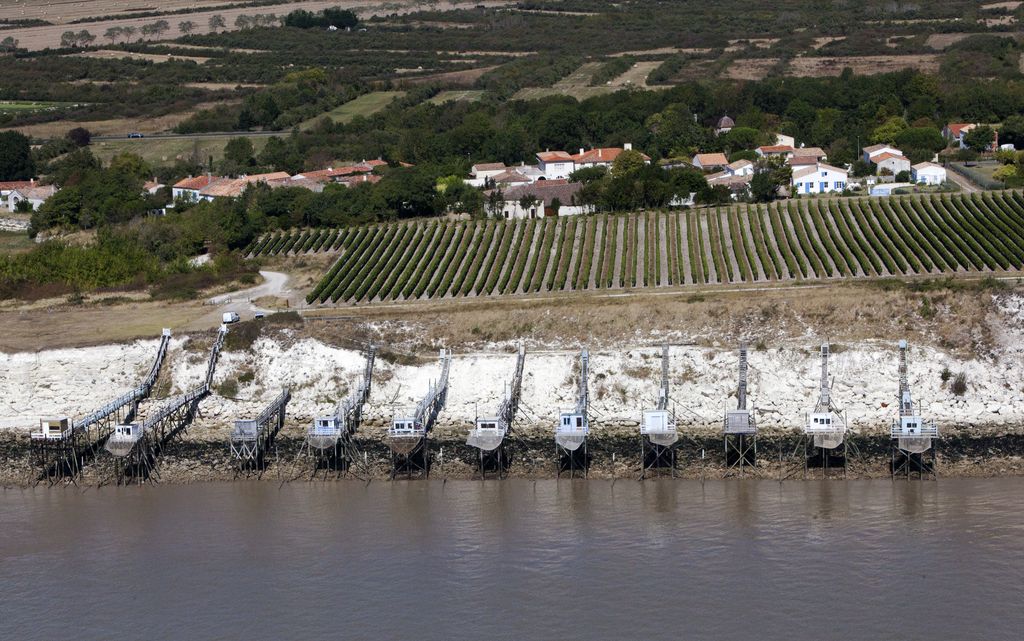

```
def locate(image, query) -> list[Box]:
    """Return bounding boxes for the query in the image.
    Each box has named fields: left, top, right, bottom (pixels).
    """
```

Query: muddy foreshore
left=3, top=422, right=1023, bottom=487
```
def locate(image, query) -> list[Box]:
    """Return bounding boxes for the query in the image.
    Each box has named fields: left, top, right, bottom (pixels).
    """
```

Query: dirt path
left=515, top=220, right=543, bottom=294
left=717, top=210, right=743, bottom=284
left=634, top=214, right=646, bottom=287
left=699, top=214, right=718, bottom=284
left=780, top=206, right=816, bottom=279
left=587, top=216, right=604, bottom=290
left=611, top=216, right=626, bottom=289
left=658, top=213, right=670, bottom=286
left=739, top=210, right=767, bottom=281
left=540, top=219, right=564, bottom=292
left=947, top=169, right=981, bottom=194
left=761, top=208, right=792, bottom=280
left=564, top=218, right=585, bottom=291
left=678, top=212, right=693, bottom=285
left=799, top=202, right=840, bottom=278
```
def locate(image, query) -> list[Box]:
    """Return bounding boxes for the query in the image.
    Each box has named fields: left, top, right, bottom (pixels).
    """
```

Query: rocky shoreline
left=3, top=424, right=1023, bottom=487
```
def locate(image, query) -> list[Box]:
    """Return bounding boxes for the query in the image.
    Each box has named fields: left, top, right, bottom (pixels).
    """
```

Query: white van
left=222, top=312, right=240, bottom=324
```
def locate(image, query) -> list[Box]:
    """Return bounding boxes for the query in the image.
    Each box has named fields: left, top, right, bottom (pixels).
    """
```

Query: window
left=576, top=416, right=583, bottom=427
left=819, top=182, right=828, bottom=192
left=835, top=181, right=846, bottom=190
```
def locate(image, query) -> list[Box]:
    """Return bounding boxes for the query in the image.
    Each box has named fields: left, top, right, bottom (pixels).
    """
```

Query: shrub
left=951, top=372, right=968, bottom=396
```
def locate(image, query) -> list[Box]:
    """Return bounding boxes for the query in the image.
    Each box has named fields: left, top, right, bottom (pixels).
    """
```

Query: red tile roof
left=945, top=123, right=975, bottom=137
left=873, top=152, right=909, bottom=163
left=757, top=145, right=794, bottom=154
left=571, top=147, right=651, bottom=164
left=693, top=152, right=729, bottom=167
left=0, top=180, right=34, bottom=191
left=536, top=151, right=574, bottom=162
left=173, top=175, right=219, bottom=190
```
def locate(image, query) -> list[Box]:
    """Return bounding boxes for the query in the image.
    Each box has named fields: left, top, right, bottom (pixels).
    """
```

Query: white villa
left=792, top=162, right=848, bottom=195
left=912, top=162, right=947, bottom=185
left=493, top=182, right=591, bottom=219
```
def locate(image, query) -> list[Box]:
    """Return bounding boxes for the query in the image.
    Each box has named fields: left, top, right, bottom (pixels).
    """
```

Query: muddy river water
left=2, top=479, right=1023, bottom=640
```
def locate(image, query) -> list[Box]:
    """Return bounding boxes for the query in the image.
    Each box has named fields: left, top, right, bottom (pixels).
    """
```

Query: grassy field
left=0, top=230, right=34, bottom=255
left=247, top=191, right=1024, bottom=305
left=0, top=101, right=74, bottom=115
left=427, top=90, right=486, bottom=104
left=91, top=135, right=270, bottom=165
left=298, top=91, right=407, bottom=130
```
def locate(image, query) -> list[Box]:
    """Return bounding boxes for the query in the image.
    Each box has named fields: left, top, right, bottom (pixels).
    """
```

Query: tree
left=517, top=193, right=540, bottom=215
left=750, top=156, right=791, bottom=203
left=998, top=115, right=1024, bottom=149
left=178, top=20, right=196, bottom=35
left=894, top=127, right=945, bottom=154
left=235, top=15, right=253, bottom=29
left=66, top=127, right=92, bottom=147
left=0, top=36, right=19, bottom=51
left=78, top=30, right=96, bottom=46
left=221, top=137, right=256, bottom=174
left=871, top=116, right=908, bottom=145
left=122, top=26, right=137, bottom=42
left=209, top=14, right=227, bottom=31
left=103, top=27, right=121, bottom=43
left=895, top=170, right=911, bottom=183
left=964, top=125, right=996, bottom=152
left=486, top=189, right=504, bottom=218
left=611, top=149, right=646, bottom=177
left=548, top=197, right=561, bottom=217
left=60, top=31, right=78, bottom=48
left=0, top=131, right=35, bottom=180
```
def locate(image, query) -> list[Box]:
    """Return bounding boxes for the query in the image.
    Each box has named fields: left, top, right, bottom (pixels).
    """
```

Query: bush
left=951, top=372, right=968, bottom=396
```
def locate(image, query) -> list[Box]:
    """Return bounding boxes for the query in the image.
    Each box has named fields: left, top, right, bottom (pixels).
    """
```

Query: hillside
left=244, top=191, right=1024, bottom=304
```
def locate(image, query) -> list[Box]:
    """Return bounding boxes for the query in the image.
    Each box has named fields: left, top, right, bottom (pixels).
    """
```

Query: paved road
left=189, top=270, right=291, bottom=330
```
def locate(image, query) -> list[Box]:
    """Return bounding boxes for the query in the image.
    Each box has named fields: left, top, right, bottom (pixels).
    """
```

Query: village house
left=571, top=143, right=649, bottom=169
left=791, top=147, right=827, bottom=162
left=911, top=162, right=947, bottom=186
left=492, top=182, right=591, bottom=219
left=755, top=145, right=794, bottom=160
left=872, top=151, right=912, bottom=177
left=775, top=133, right=796, bottom=148
left=791, top=162, right=848, bottom=195
left=0, top=180, right=35, bottom=202
left=862, top=143, right=902, bottom=164
left=172, top=175, right=220, bottom=202
left=536, top=151, right=576, bottom=180
left=943, top=123, right=977, bottom=149
left=7, top=184, right=58, bottom=211
left=466, top=162, right=509, bottom=187
left=691, top=152, right=729, bottom=171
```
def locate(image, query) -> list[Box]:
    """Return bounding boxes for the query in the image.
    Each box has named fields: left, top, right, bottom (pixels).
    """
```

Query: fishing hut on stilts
left=467, top=342, right=526, bottom=479
left=556, top=349, right=590, bottom=478
left=891, top=340, right=938, bottom=479
left=230, top=387, right=290, bottom=477
left=792, top=343, right=850, bottom=478
left=640, top=345, right=678, bottom=478
left=305, top=346, right=376, bottom=477
left=104, top=325, right=226, bottom=484
left=388, top=349, right=451, bottom=479
left=31, top=329, right=171, bottom=482
left=723, top=343, right=757, bottom=475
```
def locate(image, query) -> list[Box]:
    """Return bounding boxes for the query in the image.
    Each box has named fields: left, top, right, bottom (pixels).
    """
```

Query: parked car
left=127, top=132, right=144, bottom=138
left=254, top=312, right=266, bottom=320
left=222, top=311, right=240, bottom=324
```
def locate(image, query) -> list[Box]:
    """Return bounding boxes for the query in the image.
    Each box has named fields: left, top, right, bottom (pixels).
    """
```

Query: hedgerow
left=747, top=206, right=779, bottom=280
left=728, top=208, right=753, bottom=282
left=527, top=219, right=555, bottom=292
left=707, top=209, right=729, bottom=283
left=460, top=222, right=495, bottom=295
left=483, top=220, right=517, bottom=295
left=574, top=216, right=596, bottom=290
left=788, top=201, right=827, bottom=277
left=504, top=219, right=537, bottom=294
left=364, top=223, right=418, bottom=301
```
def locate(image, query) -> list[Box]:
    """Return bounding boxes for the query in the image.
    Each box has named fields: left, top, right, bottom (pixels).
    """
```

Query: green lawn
left=91, top=135, right=269, bottom=165
left=298, top=91, right=406, bottom=130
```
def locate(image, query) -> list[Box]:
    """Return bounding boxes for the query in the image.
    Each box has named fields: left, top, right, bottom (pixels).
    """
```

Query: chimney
left=598, top=149, right=602, bottom=159
left=579, top=148, right=585, bottom=156
left=624, top=143, right=632, bottom=151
